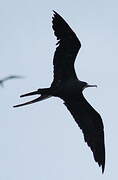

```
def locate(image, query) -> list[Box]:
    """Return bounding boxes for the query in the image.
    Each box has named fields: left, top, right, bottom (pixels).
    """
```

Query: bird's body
left=52, top=79, right=86, bottom=97
left=14, top=11, right=105, bottom=173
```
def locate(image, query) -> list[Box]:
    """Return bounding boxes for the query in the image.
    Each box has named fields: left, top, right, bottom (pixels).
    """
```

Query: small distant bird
left=0, top=75, right=23, bottom=87
left=14, top=11, right=105, bottom=172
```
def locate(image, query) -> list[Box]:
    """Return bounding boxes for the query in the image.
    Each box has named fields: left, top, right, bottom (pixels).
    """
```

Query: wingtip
left=97, top=156, right=105, bottom=173
left=98, top=160, right=105, bottom=173
left=52, top=10, right=60, bottom=17
left=52, top=10, right=57, bottom=14
left=102, top=163, right=105, bottom=174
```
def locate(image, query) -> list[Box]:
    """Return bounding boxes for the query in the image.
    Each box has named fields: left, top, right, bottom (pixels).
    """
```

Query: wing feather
left=63, top=95, right=105, bottom=173
left=51, top=11, right=81, bottom=87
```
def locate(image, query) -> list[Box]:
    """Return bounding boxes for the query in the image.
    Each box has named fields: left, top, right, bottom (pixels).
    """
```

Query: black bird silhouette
left=14, top=11, right=105, bottom=172
left=0, top=75, right=23, bottom=87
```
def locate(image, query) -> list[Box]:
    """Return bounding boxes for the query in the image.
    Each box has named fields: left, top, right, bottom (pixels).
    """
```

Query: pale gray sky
left=0, top=0, right=118, bottom=179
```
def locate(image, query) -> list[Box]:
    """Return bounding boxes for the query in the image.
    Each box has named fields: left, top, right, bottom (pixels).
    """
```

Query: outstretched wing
left=63, top=95, right=105, bottom=173
left=51, top=11, right=81, bottom=88
left=0, top=75, right=23, bottom=87
left=2, top=75, right=23, bottom=81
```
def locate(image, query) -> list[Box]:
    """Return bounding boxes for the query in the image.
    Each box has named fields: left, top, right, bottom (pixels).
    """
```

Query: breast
left=53, top=78, right=82, bottom=98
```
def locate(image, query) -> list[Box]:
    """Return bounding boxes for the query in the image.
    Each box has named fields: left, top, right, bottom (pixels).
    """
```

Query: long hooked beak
left=86, top=84, right=97, bottom=88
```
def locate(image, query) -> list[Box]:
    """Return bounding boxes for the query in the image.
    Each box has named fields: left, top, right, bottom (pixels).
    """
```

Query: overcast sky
left=0, top=0, right=118, bottom=179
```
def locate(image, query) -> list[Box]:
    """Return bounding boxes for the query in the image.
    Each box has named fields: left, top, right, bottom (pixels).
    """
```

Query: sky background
left=0, top=0, right=118, bottom=179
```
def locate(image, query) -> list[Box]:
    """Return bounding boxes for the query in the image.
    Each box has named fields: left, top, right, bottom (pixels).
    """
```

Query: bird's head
left=82, top=82, right=97, bottom=91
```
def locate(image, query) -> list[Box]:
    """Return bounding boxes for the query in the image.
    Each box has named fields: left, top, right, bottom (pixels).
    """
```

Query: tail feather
left=20, top=90, right=39, bottom=97
left=20, top=88, right=50, bottom=98
left=13, top=95, right=52, bottom=108
left=13, top=88, right=52, bottom=108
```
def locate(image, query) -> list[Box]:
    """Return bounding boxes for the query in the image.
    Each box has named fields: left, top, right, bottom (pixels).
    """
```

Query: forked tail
left=13, top=89, right=52, bottom=108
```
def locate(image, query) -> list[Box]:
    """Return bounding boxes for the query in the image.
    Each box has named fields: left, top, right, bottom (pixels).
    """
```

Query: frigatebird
left=14, top=11, right=105, bottom=173
left=0, top=75, right=23, bottom=87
